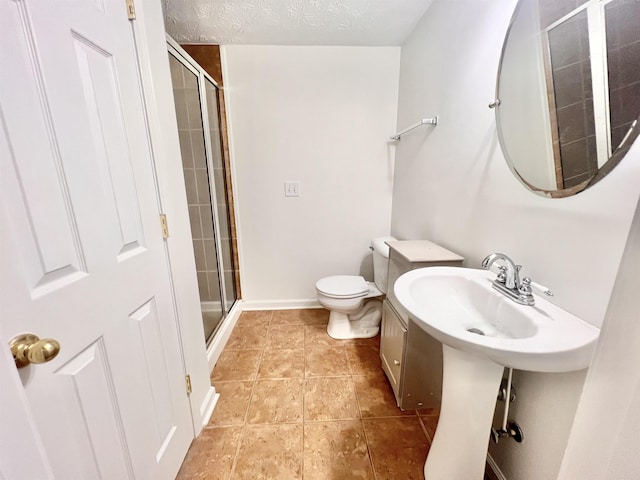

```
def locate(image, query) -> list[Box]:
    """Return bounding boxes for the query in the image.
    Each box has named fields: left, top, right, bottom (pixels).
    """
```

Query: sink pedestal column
left=425, top=344, right=505, bottom=480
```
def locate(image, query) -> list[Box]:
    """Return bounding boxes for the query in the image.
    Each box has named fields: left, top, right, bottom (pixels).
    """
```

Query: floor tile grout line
left=239, top=342, right=265, bottom=426
left=360, top=412, right=419, bottom=419
left=302, top=332, right=308, bottom=423
left=418, top=415, right=434, bottom=444
left=226, top=314, right=268, bottom=480
left=302, top=324, right=307, bottom=479
left=207, top=309, right=431, bottom=479
left=350, top=368, right=380, bottom=479
left=351, top=370, right=365, bottom=421
left=304, top=416, right=362, bottom=422
left=227, top=423, right=246, bottom=480
left=301, top=408, right=305, bottom=478
left=245, top=419, right=305, bottom=425
left=359, top=416, right=379, bottom=480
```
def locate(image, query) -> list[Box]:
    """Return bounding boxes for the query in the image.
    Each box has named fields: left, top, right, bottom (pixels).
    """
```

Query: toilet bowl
left=315, top=236, right=395, bottom=339
left=316, top=275, right=383, bottom=339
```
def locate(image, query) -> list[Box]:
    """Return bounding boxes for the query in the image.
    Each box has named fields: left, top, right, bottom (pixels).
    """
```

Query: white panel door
left=0, top=0, right=193, bottom=478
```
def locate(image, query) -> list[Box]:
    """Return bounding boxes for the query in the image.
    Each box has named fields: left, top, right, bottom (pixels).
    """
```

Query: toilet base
left=326, top=299, right=382, bottom=339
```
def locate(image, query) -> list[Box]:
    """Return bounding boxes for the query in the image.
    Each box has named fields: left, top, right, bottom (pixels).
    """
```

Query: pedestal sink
left=394, top=267, right=600, bottom=480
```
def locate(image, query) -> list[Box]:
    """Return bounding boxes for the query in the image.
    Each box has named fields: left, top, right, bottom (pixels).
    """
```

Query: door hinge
left=185, top=375, right=192, bottom=395
left=160, top=214, right=169, bottom=239
left=125, top=0, right=136, bottom=20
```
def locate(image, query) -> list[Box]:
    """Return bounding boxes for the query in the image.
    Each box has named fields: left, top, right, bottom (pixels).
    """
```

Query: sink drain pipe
left=491, top=368, right=524, bottom=443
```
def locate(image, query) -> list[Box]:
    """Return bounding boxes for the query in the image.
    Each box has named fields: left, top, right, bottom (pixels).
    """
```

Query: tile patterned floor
left=176, top=309, right=442, bottom=480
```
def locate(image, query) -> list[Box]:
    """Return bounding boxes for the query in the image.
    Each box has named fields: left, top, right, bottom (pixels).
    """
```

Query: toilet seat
left=315, top=275, right=369, bottom=299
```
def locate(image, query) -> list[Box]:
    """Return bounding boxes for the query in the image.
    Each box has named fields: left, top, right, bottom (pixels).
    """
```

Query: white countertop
left=386, top=240, right=464, bottom=263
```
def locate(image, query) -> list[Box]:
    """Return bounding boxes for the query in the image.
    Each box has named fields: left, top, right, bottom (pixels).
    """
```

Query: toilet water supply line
left=501, top=368, right=513, bottom=433
left=492, top=367, right=524, bottom=443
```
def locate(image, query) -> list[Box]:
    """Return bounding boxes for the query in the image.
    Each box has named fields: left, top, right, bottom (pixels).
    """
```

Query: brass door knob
left=9, top=333, right=61, bottom=369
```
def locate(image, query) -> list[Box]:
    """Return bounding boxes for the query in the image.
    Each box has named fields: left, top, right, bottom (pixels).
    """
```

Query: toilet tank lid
left=371, top=236, right=397, bottom=258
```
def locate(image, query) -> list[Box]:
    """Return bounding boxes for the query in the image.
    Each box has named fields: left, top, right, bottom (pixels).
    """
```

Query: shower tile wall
left=605, top=0, right=640, bottom=150
left=537, top=0, right=588, bottom=27
left=546, top=9, right=597, bottom=188
left=169, top=56, right=222, bottom=305
left=538, top=0, right=640, bottom=188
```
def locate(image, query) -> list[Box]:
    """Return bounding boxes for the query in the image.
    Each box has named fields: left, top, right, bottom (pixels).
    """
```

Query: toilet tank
left=371, top=236, right=396, bottom=294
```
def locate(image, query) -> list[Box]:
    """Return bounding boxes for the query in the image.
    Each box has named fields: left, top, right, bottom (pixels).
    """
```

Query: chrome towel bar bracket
left=390, top=116, right=439, bottom=141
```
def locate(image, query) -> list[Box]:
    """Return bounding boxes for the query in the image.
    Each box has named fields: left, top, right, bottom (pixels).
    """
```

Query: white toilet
left=315, top=236, right=395, bottom=339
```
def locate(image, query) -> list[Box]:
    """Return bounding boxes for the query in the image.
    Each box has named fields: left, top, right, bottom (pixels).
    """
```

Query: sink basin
left=394, top=266, right=599, bottom=372
left=393, top=266, right=600, bottom=480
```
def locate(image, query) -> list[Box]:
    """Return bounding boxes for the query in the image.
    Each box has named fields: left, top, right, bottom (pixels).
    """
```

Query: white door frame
left=129, top=0, right=218, bottom=432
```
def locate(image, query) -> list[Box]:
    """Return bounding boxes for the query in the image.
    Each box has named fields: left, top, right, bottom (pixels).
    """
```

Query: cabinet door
left=401, top=319, right=443, bottom=410
left=380, top=301, right=407, bottom=401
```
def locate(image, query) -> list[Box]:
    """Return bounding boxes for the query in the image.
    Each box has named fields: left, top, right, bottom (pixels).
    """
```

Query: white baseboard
left=487, top=453, right=508, bottom=480
left=242, top=299, right=322, bottom=310
left=198, top=386, right=220, bottom=428
left=206, top=301, right=243, bottom=373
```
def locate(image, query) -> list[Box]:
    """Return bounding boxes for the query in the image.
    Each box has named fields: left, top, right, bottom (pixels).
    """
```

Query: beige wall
left=222, top=46, right=400, bottom=305
left=392, top=1, right=640, bottom=478
left=559, top=196, right=640, bottom=478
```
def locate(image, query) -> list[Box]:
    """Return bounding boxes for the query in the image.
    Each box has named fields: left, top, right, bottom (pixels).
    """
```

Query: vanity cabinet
left=380, top=240, right=463, bottom=410
left=380, top=301, right=406, bottom=389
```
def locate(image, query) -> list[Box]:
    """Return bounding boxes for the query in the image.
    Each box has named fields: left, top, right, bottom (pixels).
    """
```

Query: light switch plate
left=284, top=181, right=300, bottom=197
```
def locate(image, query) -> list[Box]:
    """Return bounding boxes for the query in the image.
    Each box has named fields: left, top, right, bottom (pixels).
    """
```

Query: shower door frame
left=167, top=37, right=237, bottom=336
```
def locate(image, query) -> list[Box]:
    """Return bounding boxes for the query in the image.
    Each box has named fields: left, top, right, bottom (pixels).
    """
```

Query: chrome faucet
left=481, top=253, right=535, bottom=306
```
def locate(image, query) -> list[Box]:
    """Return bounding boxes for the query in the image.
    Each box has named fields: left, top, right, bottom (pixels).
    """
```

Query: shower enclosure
left=167, top=40, right=237, bottom=343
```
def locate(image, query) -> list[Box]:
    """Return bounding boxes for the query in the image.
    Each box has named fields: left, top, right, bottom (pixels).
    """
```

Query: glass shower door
left=168, top=53, right=225, bottom=341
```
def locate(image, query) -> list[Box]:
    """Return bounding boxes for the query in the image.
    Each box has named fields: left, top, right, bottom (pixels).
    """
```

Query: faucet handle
left=487, top=264, right=507, bottom=283
left=521, top=277, right=554, bottom=300
left=530, top=281, right=553, bottom=297
left=518, top=277, right=535, bottom=305
left=519, top=277, right=532, bottom=294
left=496, top=265, right=507, bottom=284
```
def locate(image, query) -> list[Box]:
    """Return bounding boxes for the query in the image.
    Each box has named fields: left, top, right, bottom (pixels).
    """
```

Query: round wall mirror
left=495, top=0, right=640, bottom=197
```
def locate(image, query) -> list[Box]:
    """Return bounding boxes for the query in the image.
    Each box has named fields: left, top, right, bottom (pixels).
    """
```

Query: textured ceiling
left=163, top=0, right=434, bottom=46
